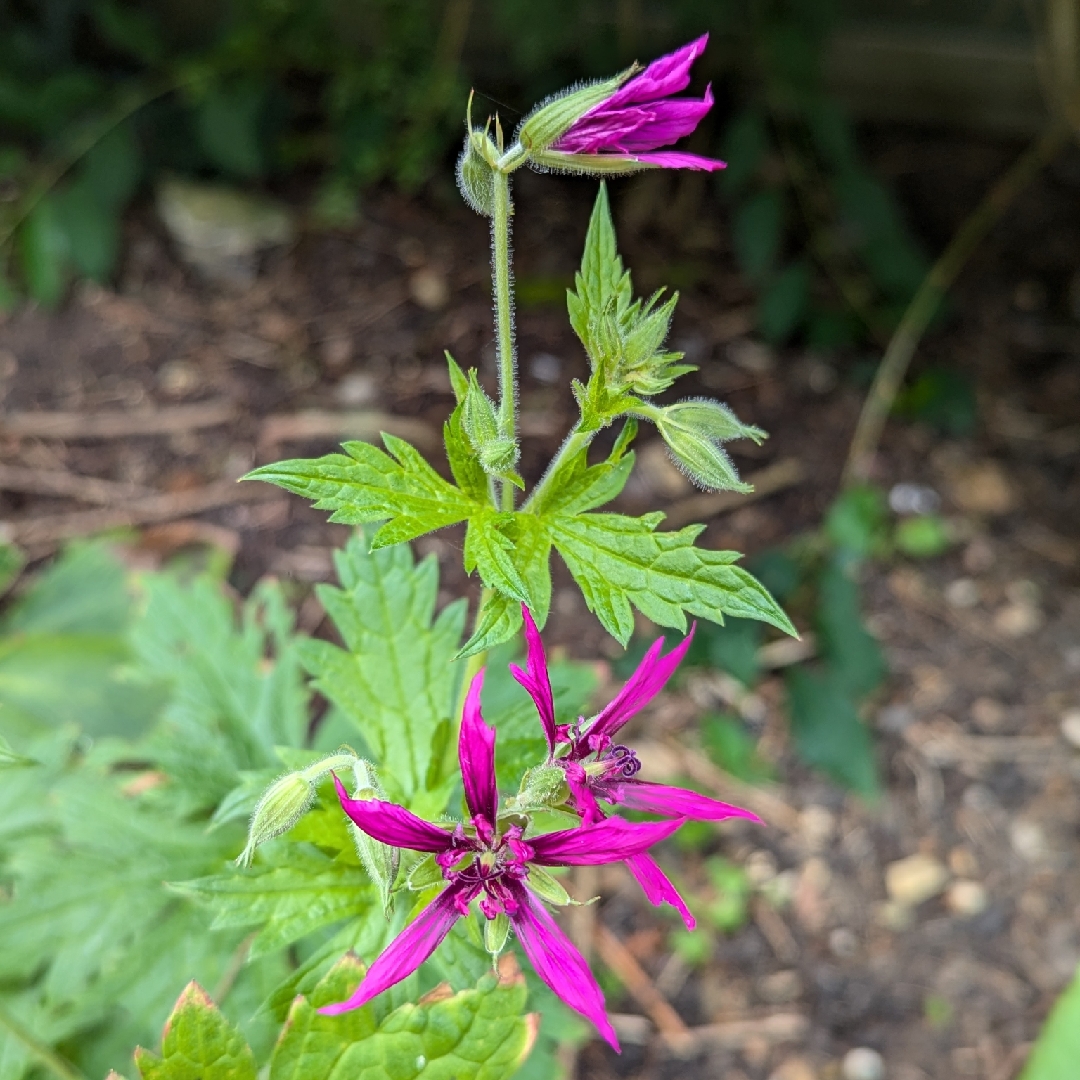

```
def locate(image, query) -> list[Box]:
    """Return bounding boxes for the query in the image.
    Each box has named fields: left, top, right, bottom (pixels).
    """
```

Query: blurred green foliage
left=0, top=0, right=923, bottom=343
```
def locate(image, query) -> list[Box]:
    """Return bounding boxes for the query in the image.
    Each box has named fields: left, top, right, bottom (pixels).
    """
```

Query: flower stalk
left=491, top=166, right=517, bottom=511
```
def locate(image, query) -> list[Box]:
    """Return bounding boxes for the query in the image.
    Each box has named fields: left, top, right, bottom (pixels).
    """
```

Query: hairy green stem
left=522, top=425, right=594, bottom=511
left=0, top=1005, right=86, bottom=1080
left=842, top=121, right=1070, bottom=486
left=491, top=170, right=517, bottom=511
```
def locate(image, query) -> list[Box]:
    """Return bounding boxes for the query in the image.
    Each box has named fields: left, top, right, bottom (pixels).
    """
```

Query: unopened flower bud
left=478, top=436, right=519, bottom=475
left=237, top=772, right=315, bottom=868
left=515, top=765, right=567, bottom=809
left=457, top=136, right=496, bottom=216
left=348, top=760, right=401, bottom=918
left=461, top=370, right=520, bottom=481
left=654, top=398, right=765, bottom=493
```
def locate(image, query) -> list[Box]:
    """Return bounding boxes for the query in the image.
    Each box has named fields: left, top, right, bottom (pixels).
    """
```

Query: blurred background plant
left=0, top=0, right=1034, bottom=327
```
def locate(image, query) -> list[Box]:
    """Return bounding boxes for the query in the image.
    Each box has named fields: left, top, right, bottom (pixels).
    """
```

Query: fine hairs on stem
left=490, top=117, right=519, bottom=513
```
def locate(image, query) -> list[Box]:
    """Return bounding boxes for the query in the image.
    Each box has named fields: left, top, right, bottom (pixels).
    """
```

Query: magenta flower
left=542, top=35, right=725, bottom=173
left=320, top=668, right=683, bottom=1051
left=511, top=606, right=761, bottom=929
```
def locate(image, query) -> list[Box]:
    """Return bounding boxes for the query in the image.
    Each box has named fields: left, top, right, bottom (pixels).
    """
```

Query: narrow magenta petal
left=625, top=853, right=695, bottom=929
left=509, top=604, right=558, bottom=753
left=458, top=669, right=497, bottom=824
left=564, top=761, right=605, bottom=825
left=587, top=624, right=695, bottom=743
left=508, top=882, right=620, bottom=1051
left=602, top=33, right=709, bottom=109
left=614, top=780, right=762, bottom=823
left=529, top=814, right=681, bottom=865
left=318, top=884, right=470, bottom=1015
left=333, top=774, right=453, bottom=852
left=559, top=90, right=714, bottom=154
left=634, top=150, right=726, bottom=171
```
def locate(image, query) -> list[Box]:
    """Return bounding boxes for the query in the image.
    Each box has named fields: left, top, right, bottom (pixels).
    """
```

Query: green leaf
left=83, top=123, right=142, bottom=210
left=786, top=666, right=878, bottom=798
left=733, top=189, right=785, bottom=284
left=176, top=850, right=371, bottom=960
left=456, top=592, right=524, bottom=660
left=1019, top=965, right=1080, bottom=1080
left=549, top=512, right=796, bottom=646
left=0, top=542, right=159, bottom=740
left=55, top=179, right=121, bottom=282
left=757, top=259, right=810, bottom=343
left=245, top=436, right=478, bottom=548
left=299, top=534, right=466, bottom=808
left=134, top=982, right=257, bottom=1080
left=566, top=182, right=625, bottom=350
left=464, top=511, right=530, bottom=603
left=815, top=560, right=886, bottom=700
left=133, top=574, right=311, bottom=813
left=2, top=540, right=129, bottom=635
left=269, top=955, right=533, bottom=1080
left=196, top=82, right=266, bottom=180
left=18, top=195, right=68, bottom=307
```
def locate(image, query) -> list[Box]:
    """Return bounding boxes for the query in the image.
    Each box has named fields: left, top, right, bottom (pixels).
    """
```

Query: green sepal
left=526, top=865, right=576, bottom=907
left=133, top=981, right=257, bottom=1080
left=407, top=854, right=445, bottom=891
left=518, top=70, right=631, bottom=153
left=531, top=148, right=657, bottom=174
left=484, top=911, right=511, bottom=958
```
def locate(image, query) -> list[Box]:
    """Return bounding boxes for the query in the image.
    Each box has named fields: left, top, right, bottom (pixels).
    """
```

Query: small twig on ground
left=0, top=464, right=154, bottom=505
left=6, top=481, right=285, bottom=550
left=751, top=897, right=800, bottom=964
left=688, top=1011, right=809, bottom=1050
left=258, top=410, right=440, bottom=453
left=593, top=924, right=694, bottom=1054
left=843, top=122, right=1071, bottom=485
left=0, top=403, right=236, bottom=440
left=663, top=458, right=805, bottom=530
